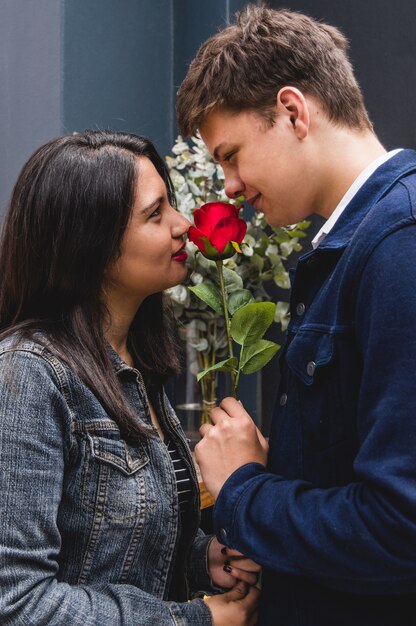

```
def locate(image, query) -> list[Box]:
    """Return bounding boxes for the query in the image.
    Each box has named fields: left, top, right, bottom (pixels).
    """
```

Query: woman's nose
left=224, top=174, right=244, bottom=200
left=172, top=207, right=191, bottom=236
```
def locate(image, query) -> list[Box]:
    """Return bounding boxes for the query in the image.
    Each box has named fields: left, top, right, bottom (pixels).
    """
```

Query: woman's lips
left=172, top=249, right=188, bottom=262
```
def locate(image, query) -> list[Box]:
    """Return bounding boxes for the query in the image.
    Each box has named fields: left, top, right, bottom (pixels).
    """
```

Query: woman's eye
left=149, top=206, right=161, bottom=219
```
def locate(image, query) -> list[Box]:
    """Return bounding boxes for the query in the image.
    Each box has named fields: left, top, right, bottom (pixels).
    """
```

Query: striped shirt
left=165, top=437, right=193, bottom=515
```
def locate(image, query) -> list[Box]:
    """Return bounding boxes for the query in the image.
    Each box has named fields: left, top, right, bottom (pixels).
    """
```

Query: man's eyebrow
left=213, top=143, right=228, bottom=162
left=213, top=143, right=236, bottom=163
left=140, top=196, right=164, bottom=215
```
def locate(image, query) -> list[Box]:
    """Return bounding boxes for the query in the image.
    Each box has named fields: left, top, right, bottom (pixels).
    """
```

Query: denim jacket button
left=306, top=361, right=316, bottom=376
left=296, top=302, right=306, bottom=316
left=220, top=528, right=227, bottom=542
left=279, top=393, right=288, bottom=406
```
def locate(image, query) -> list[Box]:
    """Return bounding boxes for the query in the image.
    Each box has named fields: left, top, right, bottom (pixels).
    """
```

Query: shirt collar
left=311, top=149, right=403, bottom=249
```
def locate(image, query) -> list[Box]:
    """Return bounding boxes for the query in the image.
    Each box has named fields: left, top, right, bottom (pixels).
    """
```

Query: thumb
left=255, top=426, right=269, bottom=452
left=222, top=580, right=249, bottom=603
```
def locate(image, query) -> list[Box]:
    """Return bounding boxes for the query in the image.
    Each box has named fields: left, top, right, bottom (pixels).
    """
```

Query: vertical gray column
left=62, top=0, right=174, bottom=156
left=173, top=0, right=249, bottom=136
left=0, top=0, right=62, bottom=215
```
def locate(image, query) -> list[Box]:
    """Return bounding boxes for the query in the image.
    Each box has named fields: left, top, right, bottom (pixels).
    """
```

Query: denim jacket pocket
left=286, top=328, right=352, bottom=451
left=81, top=434, right=150, bottom=522
left=286, top=329, right=334, bottom=386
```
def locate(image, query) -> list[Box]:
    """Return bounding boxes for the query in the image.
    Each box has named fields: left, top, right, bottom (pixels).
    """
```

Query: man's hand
left=195, top=397, right=269, bottom=500
left=203, top=580, right=259, bottom=626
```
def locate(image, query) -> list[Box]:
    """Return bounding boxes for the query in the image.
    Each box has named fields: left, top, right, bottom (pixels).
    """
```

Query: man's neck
left=313, top=128, right=386, bottom=220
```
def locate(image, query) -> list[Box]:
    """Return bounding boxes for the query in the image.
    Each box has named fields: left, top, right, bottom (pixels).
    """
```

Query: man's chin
left=262, top=210, right=286, bottom=228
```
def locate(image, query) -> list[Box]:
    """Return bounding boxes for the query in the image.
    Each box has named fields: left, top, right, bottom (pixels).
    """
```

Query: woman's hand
left=204, top=580, right=259, bottom=626
left=208, top=537, right=261, bottom=588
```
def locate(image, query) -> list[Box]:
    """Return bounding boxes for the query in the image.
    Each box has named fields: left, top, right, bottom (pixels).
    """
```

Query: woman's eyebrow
left=140, top=196, right=164, bottom=215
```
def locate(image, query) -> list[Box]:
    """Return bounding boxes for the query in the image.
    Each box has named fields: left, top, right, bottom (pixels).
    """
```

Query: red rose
left=188, top=201, right=247, bottom=260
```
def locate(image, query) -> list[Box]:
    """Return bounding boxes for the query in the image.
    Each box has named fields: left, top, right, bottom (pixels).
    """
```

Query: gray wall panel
left=0, top=0, right=62, bottom=215
left=63, top=0, right=174, bottom=155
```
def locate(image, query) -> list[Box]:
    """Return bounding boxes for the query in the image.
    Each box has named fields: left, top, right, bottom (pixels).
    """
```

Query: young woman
left=0, top=130, right=259, bottom=625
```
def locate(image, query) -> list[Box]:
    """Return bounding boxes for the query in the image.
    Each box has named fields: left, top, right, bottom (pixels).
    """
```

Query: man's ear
left=276, top=86, right=310, bottom=139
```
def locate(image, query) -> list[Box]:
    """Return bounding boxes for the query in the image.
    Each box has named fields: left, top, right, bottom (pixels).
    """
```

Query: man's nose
left=224, top=174, right=244, bottom=199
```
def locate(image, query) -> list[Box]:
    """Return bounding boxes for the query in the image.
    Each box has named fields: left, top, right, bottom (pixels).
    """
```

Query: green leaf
left=197, top=357, right=238, bottom=382
left=240, top=340, right=280, bottom=374
left=188, top=283, right=223, bottom=314
left=273, top=273, right=291, bottom=290
left=227, top=289, right=255, bottom=315
left=230, top=301, right=276, bottom=346
left=250, top=253, right=264, bottom=272
left=295, top=220, right=311, bottom=230
left=222, top=266, right=244, bottom=291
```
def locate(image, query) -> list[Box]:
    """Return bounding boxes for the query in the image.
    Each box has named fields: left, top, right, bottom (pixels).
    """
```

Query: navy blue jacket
left=214, top=150, right=416, bottom=625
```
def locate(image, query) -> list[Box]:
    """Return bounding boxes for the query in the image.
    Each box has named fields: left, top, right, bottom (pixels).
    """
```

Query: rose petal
left=201, top=201, right=240, bottom=217
left=187, top=225, right=207, bottom=253
left=193, top=208, right=215, bottom=237
left=210, top=217, right=247, bottom=253
left=194, top=202, right=240, bottom=237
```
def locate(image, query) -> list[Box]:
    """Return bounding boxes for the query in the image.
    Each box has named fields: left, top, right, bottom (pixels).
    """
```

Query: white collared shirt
left=311, top=149, right=403, bottom=249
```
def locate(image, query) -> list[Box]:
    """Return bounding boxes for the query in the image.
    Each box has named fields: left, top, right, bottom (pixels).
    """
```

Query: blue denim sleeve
left=0, top=349, right=212, bottom=626
left=187, top=530, right=215, bottom=594
left=214, top=225, right=416, bottom=595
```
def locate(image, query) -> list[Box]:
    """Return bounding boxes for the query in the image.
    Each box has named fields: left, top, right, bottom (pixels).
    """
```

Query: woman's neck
left=102, top=287, right=143, bottom=367
left=103, top=309, right=137, bottom=368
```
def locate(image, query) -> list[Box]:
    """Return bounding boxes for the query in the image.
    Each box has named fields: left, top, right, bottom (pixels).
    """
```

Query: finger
left=255, top=425, right=269, bottom=449
left=220, top=547, right=244, bottom=557
left=209, top=406, right=230, bottom=425
left=226, top=557, right=262, bottom=573
left=225, top=565, right=258, bottom=586
left=224, top=579, right=249, bottom=602
left=199, top=423, right=213, bottom=437
left=240, top=583, right=260, bottom=607
left=219, top=396, right=250, bottom=418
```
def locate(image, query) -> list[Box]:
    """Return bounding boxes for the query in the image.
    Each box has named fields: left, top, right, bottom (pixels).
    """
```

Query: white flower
left=188, top=180, right=203, bottom=197
left=280, top=240, right=298, bottom=258
left=172, top=140, right=191, bottom=155
left=170, top=169, right=186, bottom=187
left=216, top=165, right=225, bottom=180
left=166, top=284, right=189, bottom=306
left=242, top=244, right=254, bottom=257
left=266, top=243, right=278, bottom=256
left=189, top=337, right=209, bottom=352
left=178, top=193, right=197, bottom=214
left=190, top=272, right=204, bottom=285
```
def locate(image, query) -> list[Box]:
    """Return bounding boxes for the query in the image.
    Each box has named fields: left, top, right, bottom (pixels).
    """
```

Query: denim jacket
left=214, top=150, right=416, bottom=626
left=0, top=335, right=213, bottom=625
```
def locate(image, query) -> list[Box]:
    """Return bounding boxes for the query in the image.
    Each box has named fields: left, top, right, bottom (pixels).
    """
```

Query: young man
left=177, top=5, right=416, bottom=626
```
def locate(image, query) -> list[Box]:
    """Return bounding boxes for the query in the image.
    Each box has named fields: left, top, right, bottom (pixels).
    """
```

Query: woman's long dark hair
left=0, top=130, right=181, bottom=440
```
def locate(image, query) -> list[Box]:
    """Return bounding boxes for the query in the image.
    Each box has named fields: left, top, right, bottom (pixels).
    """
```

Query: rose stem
left=215, top=259, right=237, bottom=397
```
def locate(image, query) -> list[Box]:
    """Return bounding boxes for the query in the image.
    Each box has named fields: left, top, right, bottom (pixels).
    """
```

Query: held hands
left=203, top=580, right=259, bottom=626
left=208, top=537, right=261, bottom=589
left=195, top=397, right=269, bottom=500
